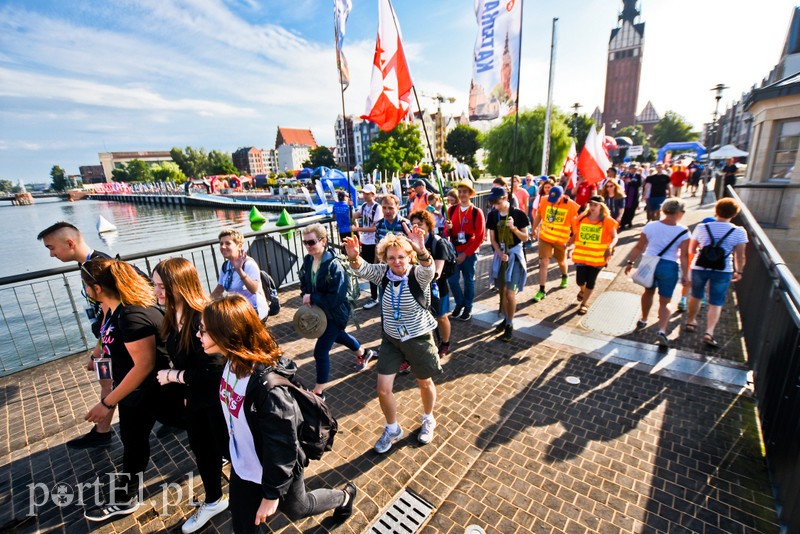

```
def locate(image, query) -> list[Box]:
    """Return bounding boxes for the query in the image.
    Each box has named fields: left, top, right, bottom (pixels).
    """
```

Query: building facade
left=335, top=116, right=356, bottom=170
left=275, top=127, right=317, bottom=172
left=79, top=165, right=105, bottom=184
left=97, top=151, right=172, bottom=183
left=602, top=0, right=645, bottom=129
left=232, top=147, right=266, bottom=176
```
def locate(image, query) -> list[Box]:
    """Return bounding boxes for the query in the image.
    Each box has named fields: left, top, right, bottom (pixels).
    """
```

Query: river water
left=0, top=198, right=275, bottom=278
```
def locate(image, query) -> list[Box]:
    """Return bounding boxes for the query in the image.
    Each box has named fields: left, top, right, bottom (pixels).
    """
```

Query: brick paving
left=0, top=196, right=778, bottom=533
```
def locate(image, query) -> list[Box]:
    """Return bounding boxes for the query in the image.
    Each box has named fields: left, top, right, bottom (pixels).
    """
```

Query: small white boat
left=97, top=215, right=118, bottom=233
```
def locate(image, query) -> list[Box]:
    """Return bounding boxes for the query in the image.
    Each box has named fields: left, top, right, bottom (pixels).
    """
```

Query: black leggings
left=361, top=244, right=378, bottom=300
left=575, top=264, right=602, bottom=290
left=186, top=401, right=229, bottom=503
left=229, top=468, right=345, bottom=533
left=116, top=398, right=157, bottom=499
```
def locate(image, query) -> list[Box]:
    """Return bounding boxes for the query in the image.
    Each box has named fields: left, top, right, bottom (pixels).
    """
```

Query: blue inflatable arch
left=656, top=142, right=706, bottom=163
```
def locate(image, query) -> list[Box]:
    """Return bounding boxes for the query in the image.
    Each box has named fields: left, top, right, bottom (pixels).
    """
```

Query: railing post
left=62, top=274, right=89, bottom=350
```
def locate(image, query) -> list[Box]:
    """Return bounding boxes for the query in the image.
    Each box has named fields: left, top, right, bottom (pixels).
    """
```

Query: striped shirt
left=690, top=222, right=748, bottom=272
left=355, top=262, right=437, bottom=340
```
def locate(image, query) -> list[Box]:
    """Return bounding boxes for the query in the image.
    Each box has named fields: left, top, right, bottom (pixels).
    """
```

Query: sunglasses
left=303, top=238, right=323, bottom=247
left=81, top=263, right=98, bottom=283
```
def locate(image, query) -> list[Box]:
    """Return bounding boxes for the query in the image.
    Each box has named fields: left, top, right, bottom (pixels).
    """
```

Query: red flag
left=361, top=0, right=413, bottom=132
left=561, top=140, right=578, bottom=190
left=577, top=127, right=606, bottom=185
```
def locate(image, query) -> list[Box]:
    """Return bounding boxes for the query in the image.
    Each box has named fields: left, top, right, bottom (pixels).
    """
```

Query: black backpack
left=695, top=224, right=736, bottom=270
left=380, top=266, right=432, bottom=313
left=261, top=371, right=338, bottom=461
left=433, top=235, right=458, bottom=281
left=259, top=271, right=280, bottom=316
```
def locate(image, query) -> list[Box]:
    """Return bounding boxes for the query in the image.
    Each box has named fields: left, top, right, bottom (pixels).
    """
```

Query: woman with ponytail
left=80, top=258, right=168, bottom=522
left=152, top=258, right=229, bottom=533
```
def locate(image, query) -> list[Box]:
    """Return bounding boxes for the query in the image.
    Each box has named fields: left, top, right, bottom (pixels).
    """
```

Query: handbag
left=631, top=229, right=688, bottom=288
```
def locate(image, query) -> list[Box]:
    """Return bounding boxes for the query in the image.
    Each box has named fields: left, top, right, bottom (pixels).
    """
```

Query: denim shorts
left=650, top=258, right=679, bottom=298
left=690, top=269, right=732, bottom=306
left=647, top=196, right=666, bottom=212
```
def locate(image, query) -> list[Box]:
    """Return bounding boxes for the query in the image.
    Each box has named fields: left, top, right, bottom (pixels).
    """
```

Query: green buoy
left=275, top=208, right=296, bottom=239
left=249, top=206, right=266, bottom=224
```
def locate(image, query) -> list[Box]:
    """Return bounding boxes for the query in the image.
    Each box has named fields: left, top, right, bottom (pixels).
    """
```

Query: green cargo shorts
left=377, top=331, right=442, bottom=380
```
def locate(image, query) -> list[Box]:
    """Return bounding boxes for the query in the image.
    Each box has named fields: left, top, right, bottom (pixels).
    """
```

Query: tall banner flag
left=561, top=140, right=578, bottom=189
left=334, top=0, right=352, bottom=90
left=577, top=127, right=607, bottom=184
left=362, top=0, right=413, bottom=131
left=595, top=124, right=613, bottom=171
left=469, top=0, right=523, bottom=121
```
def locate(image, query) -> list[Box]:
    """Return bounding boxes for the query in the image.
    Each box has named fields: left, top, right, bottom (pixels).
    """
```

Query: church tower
left=602, top=0, right=644, bottom=129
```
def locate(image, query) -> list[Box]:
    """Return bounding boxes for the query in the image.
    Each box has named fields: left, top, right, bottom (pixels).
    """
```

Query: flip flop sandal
left=703, top=333, right=719, bottom=347
left=685, top=323, right=697, bottom=333
left=578, top=306, right=589, bottom=315
left=576, top=291, right=584, bottom=301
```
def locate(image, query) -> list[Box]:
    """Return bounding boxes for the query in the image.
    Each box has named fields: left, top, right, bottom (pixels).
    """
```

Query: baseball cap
left=487, top=186, right=508, bottom=204
left=362, top=184, right=376, bottom=194
left=547, top=185, right=564, bottom=203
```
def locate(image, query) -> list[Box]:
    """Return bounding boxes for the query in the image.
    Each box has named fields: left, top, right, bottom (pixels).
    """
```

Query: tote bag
left=631, top=229, right=688, bottom=288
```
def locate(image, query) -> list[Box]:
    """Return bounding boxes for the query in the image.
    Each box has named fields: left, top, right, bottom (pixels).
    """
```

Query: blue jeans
left=314, top=321, right=360, bottom=384
left=448, top=253, right=477, bottom=309
left=650, top=259, right=679, bottom=298
left=690, top=269, right=733, bottom=306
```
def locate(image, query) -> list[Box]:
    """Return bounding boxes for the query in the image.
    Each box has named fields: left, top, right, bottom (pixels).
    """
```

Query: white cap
left=362, top=184, right=377, bottom=194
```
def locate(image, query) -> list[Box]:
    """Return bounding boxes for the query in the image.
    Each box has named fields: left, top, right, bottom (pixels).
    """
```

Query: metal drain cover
left=580, top=291, right=642, bottom=336
left=368, top=489, right=434, bottom=533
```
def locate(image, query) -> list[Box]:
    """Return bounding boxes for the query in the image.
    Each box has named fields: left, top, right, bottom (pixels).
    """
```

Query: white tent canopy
left=709, top=144, right=749, bottom=160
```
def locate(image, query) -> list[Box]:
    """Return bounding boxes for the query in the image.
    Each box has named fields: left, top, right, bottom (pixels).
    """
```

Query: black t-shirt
left=425, top=233, right=450, bottom=295
left=100, top=304, right=168, bottom=406
left=486, top=208, right=530, bottom=249
left=165, top=314, right=225, bottom=407
left=645, top=173, right=671, bottom=197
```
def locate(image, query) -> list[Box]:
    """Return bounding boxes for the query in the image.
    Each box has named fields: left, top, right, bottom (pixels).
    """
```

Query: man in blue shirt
left=333, top=190, right=355, bottom=241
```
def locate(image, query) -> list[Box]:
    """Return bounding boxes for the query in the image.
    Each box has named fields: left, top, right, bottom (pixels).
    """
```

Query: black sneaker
left=501, top=324, right=514, bottom=342
left=84, top=496, right=140, bottom=522
left=494, top=320, right=507, bottom=334
left=459, top=308, right=472, bottom=321
left=66, top=426, right=112, bottom=449
left=451, top=305, right=464, bottom=319
left=332, top=482, right=357, bottom=522
left=655, top=331, right=669, bottom=348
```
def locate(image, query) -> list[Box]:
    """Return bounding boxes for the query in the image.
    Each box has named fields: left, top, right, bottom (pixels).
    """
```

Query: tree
left=445, top=124, right=481, bottom=167
left=420, top=163, right=433, bottom=176
left=483, top=106, right=573, bottom=176
left=126, top=159, right=151, bottom=182
left=616, top=125, right=646, bottom=146
left=208, top=150, right=238, bottom=175
left=364, top=123, right=424, bottom=175
left=0, top=179, right=14, bottom=193
left=171, top=146, right=209, bottom=179
left=440, top=161, right=454, bottom=173
left=50, top=165, right=69, bottom=192
left=571, top=114, right=596, bottom=152
left=306, top=146, right=336, bottom=169
left=650, top=111, right=698, bottom=147
left=151, top=162, right=186, bottom=184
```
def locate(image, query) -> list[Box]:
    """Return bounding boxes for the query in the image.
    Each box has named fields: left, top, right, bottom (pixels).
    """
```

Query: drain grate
left=368, top=489, right=434, bottom=533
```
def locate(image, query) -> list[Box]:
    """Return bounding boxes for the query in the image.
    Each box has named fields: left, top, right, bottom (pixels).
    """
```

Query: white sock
left=422, top=413, right=434, bottom=422
left=386, top=422, right=400, bottom=433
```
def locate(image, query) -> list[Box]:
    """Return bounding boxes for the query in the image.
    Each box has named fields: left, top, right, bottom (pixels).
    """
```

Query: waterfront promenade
left=0, top=199, right=779, bottom=533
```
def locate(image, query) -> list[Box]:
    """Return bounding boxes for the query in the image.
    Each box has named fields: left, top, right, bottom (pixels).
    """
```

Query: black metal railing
left=731, top=187, right=800, bottom=533
left=734, top=182, right=800, bottom=228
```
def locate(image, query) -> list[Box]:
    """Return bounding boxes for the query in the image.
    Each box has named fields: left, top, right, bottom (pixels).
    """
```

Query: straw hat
left=453, top=179, right=475, bottom=195
left=293, top=305, right=327, bottom=338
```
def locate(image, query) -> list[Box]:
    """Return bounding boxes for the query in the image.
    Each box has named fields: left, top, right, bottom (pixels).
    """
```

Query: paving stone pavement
left=0, top=196, right=779, bottom=533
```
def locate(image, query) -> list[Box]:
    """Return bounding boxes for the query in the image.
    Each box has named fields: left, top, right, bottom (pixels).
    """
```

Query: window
left=771, top=120, right=800, bottom=179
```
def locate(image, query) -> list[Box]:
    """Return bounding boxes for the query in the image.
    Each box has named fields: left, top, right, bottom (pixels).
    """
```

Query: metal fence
left=731, top=188, right=800, bottom=533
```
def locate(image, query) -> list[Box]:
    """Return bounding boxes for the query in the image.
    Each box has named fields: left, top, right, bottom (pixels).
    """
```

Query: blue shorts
left=690, top=270, right=732, bottom=306
left=650, top=259, right=679, bottom=298
left=498, top=261, right=526, bottom=293
left=647, top=196, right=666, bottom=212
left=432, top=288, right=451, bottom=318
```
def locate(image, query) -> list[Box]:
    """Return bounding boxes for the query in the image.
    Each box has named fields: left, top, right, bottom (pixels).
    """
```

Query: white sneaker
left=374, top=425, right=404, bottom=454
left=363, top=299, right=379, bottom=310
left=182, top=496, right=229, bottom=533
left=418, top=417, right=437, bottom=445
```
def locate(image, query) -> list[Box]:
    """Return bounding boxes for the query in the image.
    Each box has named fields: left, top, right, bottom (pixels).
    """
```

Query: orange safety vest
left=571, top=216, right=618, bottom=267
left=410, top=192, right=429, bottom=213
left=538, top=198, right=579, bottom=245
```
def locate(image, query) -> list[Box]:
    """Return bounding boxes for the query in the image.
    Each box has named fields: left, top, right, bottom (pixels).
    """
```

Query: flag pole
left=541, top=17, right=558, bottom=176
left=333, top=4, right=352, bottom=186
left=510, top=0, right=525, bottom=175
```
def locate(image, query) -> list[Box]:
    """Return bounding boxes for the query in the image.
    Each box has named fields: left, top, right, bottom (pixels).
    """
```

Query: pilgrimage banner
left=469, top=0, right=523, bottom=121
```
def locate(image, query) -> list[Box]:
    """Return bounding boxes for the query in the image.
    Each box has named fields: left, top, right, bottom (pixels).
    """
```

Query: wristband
left=100, top=396, right=115, bottom=410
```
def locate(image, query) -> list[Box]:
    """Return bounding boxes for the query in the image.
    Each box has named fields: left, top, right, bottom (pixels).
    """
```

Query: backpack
left=380, top=266, right=432, bottom=313
left=260, top=271, right=281, bottom=316
left=326, top=250, right=363, bottom=329
left=695, top=225, right=736, bottom=270
left=432, top=234, right=458, bottom=280
left=260, top=371, right=338, bottom=461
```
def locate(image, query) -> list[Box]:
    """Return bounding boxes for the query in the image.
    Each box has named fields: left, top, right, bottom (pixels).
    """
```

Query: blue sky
left=0, top=0, right=794, bottom=182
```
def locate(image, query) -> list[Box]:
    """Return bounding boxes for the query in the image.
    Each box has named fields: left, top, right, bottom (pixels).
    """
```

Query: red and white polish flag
left=577, top=127, right=610, bottom=185
left=361, top=0, right=413, bottom=132
left=561, top=140, right=578, bottom=190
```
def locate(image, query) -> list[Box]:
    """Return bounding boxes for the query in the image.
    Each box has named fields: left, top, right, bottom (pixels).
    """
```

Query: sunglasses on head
left=81, top=263, right=98, bottom=283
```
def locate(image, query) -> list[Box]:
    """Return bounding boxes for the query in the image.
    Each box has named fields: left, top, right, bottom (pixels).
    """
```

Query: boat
left=97, top=215, right=118, bottom=233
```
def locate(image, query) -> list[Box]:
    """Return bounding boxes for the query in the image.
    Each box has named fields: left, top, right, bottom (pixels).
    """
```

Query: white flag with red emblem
left=561, top=140, right=578, bottom=189
left=577, top=127, right=607, bottom=185
left=334, top=0, right=352, bottom=90
left=361, top=0, right=413, bottom=132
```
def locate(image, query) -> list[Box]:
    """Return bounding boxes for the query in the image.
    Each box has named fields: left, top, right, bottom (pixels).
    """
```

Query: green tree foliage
left=50, top=165, right=70, bottom=191
left=616, top=125, right=654, bottom=162
left=440, top=161, right=454, bottom=173
left=306, top=146, right=336, bottom=169
left=151, top=162, right=186, bottom=183
left=364, top=123, right=424, bottom=175
left=171, top=146, right=209, bottom=179
left=445, top=124, right=481, bottom=168
left=651, top=111, right=698, bottom=147
left=208, top=150, right=238, bottom=175
left=571, top=114, right=595, bottom=152
left=126, top=159, right=151, bottom=182
left=0, top=179, right=15, bottom=193
left=483, top=106, right=573, bottom=176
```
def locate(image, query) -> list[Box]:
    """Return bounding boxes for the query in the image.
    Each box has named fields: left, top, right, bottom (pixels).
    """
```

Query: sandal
left=684, top=323, right=697, bottom=333
left=576, top=291, right=584, bottom=302
left=703, top=333, right=719, bottom=347
left=578, top=306, right=589, bottom=315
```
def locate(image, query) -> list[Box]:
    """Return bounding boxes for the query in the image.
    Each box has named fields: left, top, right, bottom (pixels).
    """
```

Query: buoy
left=97, top=215, right=117, bottom=233
left=249, top=206, right=266, bottom=224
left=250, top=221, right=265, bottom=232
left=275, top=208, right=296, bottom=240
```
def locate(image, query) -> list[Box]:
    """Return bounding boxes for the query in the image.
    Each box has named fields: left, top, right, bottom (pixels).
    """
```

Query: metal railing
left=731, top=187, right=800, bottom=533
left=734, top=182, right=800, bottom=228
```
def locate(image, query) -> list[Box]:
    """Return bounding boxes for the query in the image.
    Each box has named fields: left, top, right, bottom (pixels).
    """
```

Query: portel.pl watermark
left=27, top=472, right=205, bottom=517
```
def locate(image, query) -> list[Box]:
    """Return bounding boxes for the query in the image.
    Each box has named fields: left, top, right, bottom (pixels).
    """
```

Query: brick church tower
left=602, top=0, right=644, bottom=129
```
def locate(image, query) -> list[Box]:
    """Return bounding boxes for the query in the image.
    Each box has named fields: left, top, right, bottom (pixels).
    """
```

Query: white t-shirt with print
left=219, top=362, right=261, bottom=483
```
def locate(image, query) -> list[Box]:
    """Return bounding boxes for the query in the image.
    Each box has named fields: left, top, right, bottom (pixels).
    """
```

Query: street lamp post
left=709, top=83, right=728, bottom=202
left=571, top=102, right=582, bottom=140
left=610, top=120, right=620, bottom=163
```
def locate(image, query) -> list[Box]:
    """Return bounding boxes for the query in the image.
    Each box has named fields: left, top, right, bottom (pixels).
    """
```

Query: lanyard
left=222, top=261, right=237, bottom=290
left=384, top=217, right=403, bottom=234
left=457, top=206, right=470, bottom=233
left=85, top=250, right=94, bottom=263
left=390, top=280, right=405, bottom=320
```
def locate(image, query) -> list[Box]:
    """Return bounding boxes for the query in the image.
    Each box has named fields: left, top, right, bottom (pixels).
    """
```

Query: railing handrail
left=735, top=182, right=800, bottom=189
left=0, top=213, right=332, bottom=286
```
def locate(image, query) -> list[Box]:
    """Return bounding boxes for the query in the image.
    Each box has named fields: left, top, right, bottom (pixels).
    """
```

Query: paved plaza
left=0, top=198, right=780, bottom=533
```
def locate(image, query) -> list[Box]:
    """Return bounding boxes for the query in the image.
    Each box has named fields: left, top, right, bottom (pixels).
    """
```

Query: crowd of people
left=36, top=162, right=746, bottom=530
